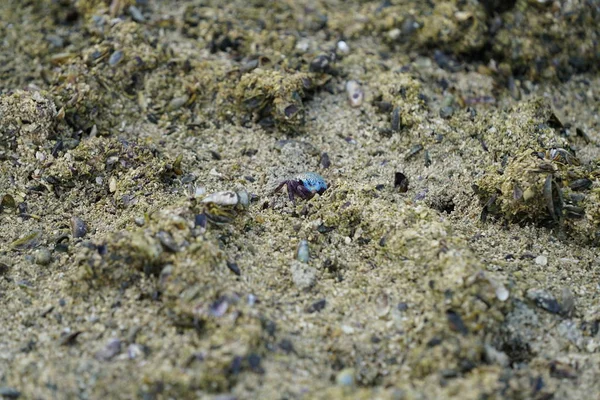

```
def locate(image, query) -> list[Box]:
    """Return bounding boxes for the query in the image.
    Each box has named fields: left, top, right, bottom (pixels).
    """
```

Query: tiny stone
left=70, top=216, right=87, bottom=238
left=0, top=387, right=21, bottom=399
left=336, top=40, right=350, bottom=55
left=306, top=299, right=326, bottom=313
left=527, top=288, right=561, bottom=314
left=226, top=261, right=241, bottom=276
left=535, top=255, right=548, bottom=266
left=336, top=368, right=355, bottom=386
left=109, top=177, right=117, bottom=193
left=108, top=50, right=124, bottom=66
left=95, top=338, right=122, bottom=361
left=128, top=5, right=145, bottom=22
left=35, top=247, right=52, bottom=266
left=388, top=28, right=401, bottom=40
left=439, top=106, right=454, bottom=118
left=134, top=217, right=145, bottom=226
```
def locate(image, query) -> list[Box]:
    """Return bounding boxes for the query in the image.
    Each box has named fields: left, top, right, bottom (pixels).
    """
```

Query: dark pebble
left=527, top=288, right=561, bottom=314
left=279, top=339, right=294, bottom=353
left=247, top=353, right=264, bottom=374
left=397, top=302, right=408, bottom=311
left=70, top=216, right=87, bottom=238
left=59, top=331, right=83, bottom=346
left=317, top=224, right=335, bottom=234
left=320, top=152, right=331, bottom=169
left=226, top=261, right=241, bottom=276
left=309, top=54, right=330, bottom=73
left=156, top=231, right=179, bottom=252
left=569, top=178, right=592, bottom=191
left=1, top=194, right=16, bottom=209
left=375, top=184, right=385, bottom=191
left=439, top=106, right=454, bottom=119
left=195, top=213, right=207, bottom=229
left=306, top=299, right=326, bottom=313
left=549, top=360, right=577, bottom=379
left=0, top=262, right=9, bottom=276
left=229, top=356, right=243, bottom=375
left=0, top=387, right=21, bottom=399
left=391, top=107, right=401, bottom=132
left=446, top=310, right=469, bottom=335
left=394, top=172, right=409, bottom=193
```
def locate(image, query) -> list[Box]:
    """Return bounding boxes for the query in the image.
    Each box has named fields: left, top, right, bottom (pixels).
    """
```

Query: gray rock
left=34, top=247, right=52, bottom=266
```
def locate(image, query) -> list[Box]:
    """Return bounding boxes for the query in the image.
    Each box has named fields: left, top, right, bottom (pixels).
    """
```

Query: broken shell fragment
left=296, top=240, right=309, bottom=263
left=202, top=191, right=240, bottom=207
left=345, top=80, right=363, bottom=108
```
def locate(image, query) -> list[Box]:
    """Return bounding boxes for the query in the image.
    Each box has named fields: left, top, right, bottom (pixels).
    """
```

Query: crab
left=273, top=172, right=327, bottom=203
left=201, top=188, right=250, bottom=224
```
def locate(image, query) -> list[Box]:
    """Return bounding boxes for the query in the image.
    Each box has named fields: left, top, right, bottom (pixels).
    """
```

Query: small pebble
left=95, top=338, right=122, bottom=361
left=527, top=288, right=561, bottom=314
left=70, top=216, right=87, bottom=238
left=296, top=240, right=309, bottom=263
left=391, top=107, right=401, bottom=131
left=535, top=255, right=548, bottom=266
left=35, top=248, right=52, bottom=266
left=109, top=177, right=117, bottom=192
left=309, top=54, right=330, bottom=73
left=336, top=368, right=355, bottom=386
left=439, top=106, right=454, bottom=119
left=394, top=172, right=409, bottom=193
left=108, top=50, right=124, bottom=66
left=336, top=40, right=350, bottom=55
left=320, top=152, right=331, bottom=169
left=306, top=299, right=326, bottom=313
left=128, top=5, right=145, bottom=22
left=168, top=94, right=189, bottom=111
left=226, top=261, right=241, bottom=276
left=0, top=387, right=21, bottom=399
left=134, top=216, right=145, bottom=226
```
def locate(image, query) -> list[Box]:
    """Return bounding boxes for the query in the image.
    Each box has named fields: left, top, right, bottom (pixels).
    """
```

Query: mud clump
left=0, top=90, right=59, bottom=152
left=476, top=148, right=600, bottom=244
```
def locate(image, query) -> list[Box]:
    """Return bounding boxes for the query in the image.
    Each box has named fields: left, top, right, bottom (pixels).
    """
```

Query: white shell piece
left=202, top=190, right=239, bottom=206
left=345, top=80, right=363, bottom=108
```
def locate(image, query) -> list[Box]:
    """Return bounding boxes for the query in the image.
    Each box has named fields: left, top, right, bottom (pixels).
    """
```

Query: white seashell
left=345, top=80, right=363, bottom=108
left=202, top=191, right=239, bottom=206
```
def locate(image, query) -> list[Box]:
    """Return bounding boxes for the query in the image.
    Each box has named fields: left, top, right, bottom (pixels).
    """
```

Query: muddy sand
left=1, top=0, right=600, bottom=399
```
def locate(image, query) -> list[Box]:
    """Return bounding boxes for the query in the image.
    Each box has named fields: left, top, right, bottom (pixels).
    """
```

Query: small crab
left=273, top=172, right=327, bottom=203
left=201, top=188, right=250, bottom=224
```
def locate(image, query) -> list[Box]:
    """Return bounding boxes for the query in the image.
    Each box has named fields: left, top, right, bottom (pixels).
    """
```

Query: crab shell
left=202, top=189, right=250, bottom=209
